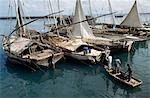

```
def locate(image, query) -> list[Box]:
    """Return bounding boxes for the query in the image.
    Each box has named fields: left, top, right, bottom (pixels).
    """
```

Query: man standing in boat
left=114, top=59, right=121, bottom=73
left=48, top=54, right=55, bottom=69
left=126, top=64, right=132, bottom=82
left=107, top=56, right=112, bottom=70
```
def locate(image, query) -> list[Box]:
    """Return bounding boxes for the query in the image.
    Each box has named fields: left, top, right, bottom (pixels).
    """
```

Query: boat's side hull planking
left=5, top=51, right=63, bottom=70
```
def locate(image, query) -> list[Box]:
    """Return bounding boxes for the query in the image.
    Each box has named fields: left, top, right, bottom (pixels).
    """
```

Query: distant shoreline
left=0, top=16, right=54, bottom=20
left=0, top=13, right=149, bottom=20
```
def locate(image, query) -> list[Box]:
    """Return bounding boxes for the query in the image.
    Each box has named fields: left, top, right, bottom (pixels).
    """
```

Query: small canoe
left=104, top=66, right=142, bottom=88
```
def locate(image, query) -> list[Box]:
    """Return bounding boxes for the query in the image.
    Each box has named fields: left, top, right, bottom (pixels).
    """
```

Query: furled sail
left=120, top=0, right=142, bottom=28
left=71, top=0, right=94, bottom=39
left=16, top=0, right=26, bottom=37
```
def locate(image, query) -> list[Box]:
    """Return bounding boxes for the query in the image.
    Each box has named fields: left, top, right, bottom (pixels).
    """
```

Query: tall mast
left=57, top=0, right=60, bottom=17
left=15, top=0, right=26, bottom=37
left=107, top=0, right=116, bottom=28
left=88, top=0, right=92, bottom=17
left=57, top=0, right=64, bottom=26
left=48, top=0, right=59, bottom=36
left=88, top=0, right=95, bottom=25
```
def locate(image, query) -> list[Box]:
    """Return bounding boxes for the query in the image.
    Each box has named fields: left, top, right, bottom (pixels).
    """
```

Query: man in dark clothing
left=126, top=64, right=132, bottom=82
left=48, top=54, right=55, bottom=68
left=114, top=63, right=119, bottom=74
left=48, top=56, right=53, bottom=67
left=57, top=17, right=60, bottom=26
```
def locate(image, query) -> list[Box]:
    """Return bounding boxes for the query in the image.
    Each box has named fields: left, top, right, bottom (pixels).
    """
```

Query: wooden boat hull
left=100, top=45, right=128, bottom=52
left=6, top=51, right=38, bottom=71
left=105, top=67, right=142, bottom=88
left=2, top=36, right=64, bottom=71
left=5, top=51, right=63, bottom=71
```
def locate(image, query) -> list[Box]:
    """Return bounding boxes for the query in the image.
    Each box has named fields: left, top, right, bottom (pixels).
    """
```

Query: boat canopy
left=120, top=0, right=143, bottom=28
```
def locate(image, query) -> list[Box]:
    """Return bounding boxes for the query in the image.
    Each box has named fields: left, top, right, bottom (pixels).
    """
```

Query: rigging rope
left=8, top=10, right=64, bottom=39
left=45, top=12, right=117, bottom=34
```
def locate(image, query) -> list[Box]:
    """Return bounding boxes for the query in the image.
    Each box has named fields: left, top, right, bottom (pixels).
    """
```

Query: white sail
left=120, top=0, right=142, bottom=28
left=71, top=0, right=113, bottom=46
left=71, top=0, right=94, bottom=39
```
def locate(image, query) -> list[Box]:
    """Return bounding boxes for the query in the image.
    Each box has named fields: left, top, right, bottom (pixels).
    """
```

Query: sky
left=0, top=0, right=150, bottom=17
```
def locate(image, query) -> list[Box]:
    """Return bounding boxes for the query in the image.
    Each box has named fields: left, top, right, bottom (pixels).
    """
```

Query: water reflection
left=134, top=41, right=149, bottom=49
left=2, top=41, right=148, bottom=97
left=106, top=77, right=109, bottom=91
left=3, top=57, right=143, bottom=97
left=134, top=41, right=150, bottom=57
left=112, top=83, right=119, bottom=95
left=5, top=60, right=64, bottom=84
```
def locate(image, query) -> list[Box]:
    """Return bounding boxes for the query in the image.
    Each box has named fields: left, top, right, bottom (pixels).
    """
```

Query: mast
left=88, top=0, right=95, bottom=26
left=57, top=0, right=60, bottom=17
left=88, top=0, right=92, bottom=17
left=57, top=0, right=66, bottom=26
left=48, top=0, right=60, bottom=36
left=57, top=0, right=61, bottom=25
left=107, top=0, right=116, bottom=29
left=15, top=0, right=26, bottom=37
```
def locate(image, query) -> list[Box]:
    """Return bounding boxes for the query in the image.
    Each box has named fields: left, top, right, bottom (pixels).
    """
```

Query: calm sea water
left=0, top=15, right=150, bottom=98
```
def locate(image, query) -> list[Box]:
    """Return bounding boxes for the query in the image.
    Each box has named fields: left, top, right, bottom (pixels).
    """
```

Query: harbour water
left=0, top=16, right=150, bottom=98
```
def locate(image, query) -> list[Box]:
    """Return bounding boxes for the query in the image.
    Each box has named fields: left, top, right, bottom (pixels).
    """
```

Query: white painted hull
left=65, top=52, right=101, bottom=63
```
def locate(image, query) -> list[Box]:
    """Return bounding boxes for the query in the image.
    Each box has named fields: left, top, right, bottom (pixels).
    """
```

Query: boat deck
left=75, top=49, right=102, bottom=56
left=23, top=49, right=53, bottom=60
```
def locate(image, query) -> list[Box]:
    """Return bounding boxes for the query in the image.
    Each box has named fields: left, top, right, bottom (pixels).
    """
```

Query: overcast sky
left=0, top=0, right=150, bottom=17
